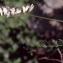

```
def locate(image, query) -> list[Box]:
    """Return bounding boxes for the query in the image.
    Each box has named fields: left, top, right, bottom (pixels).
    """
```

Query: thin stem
left=41, top=45, right=63, bottom=48
left=29, top=45, right=63, bottom=53
left=27, top=14, right=63, bottom=22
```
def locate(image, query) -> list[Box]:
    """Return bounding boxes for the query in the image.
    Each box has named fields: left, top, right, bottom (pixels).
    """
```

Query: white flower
left=0, top=8, right=3, bottom=16
left=7, top=12, right=10, bottom=17
left=15, top=8, right=21, bottom=14
left=22, top=4, right=34, bottom=13
left=0, top=4, right=34, bottom=17
left=6, top=6, right=11, bottom=17
left=29, top=4, right=34, bottom=12
left=10, top=7, right=15, bottom=15
left=2, top=6, right=8, bottom=15
left=22, top=5, right=30, bottom=13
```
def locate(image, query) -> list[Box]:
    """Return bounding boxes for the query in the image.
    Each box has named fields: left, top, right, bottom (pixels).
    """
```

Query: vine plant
left=0, top=4, right=63, bottom=53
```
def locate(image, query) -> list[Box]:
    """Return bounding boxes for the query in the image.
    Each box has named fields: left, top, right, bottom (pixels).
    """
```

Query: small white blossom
left=7, top=12, right=10, bottom=17
left=10, top=7, right=15, bottom=15
left=22, top=5, right=30, bottom=13
left=6, top=6, right=11, bottom=17
left=15, top=8, right=21, bottom=14
left=29, top=4, right=34, bottom=12
left=0, top=8, right=3, bottom=16
left=2, top=6, right=8, bottom=15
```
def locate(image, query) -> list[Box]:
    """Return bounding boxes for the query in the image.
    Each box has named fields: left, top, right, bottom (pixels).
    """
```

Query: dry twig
left=38, top=57, right=61, bottom=63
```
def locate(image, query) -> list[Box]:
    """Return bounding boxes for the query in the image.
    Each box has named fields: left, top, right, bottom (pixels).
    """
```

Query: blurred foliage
left=0, top=0, right=40, bottom=63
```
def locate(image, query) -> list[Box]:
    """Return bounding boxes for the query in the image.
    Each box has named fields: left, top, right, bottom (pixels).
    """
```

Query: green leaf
left=58, top=39, right=63, bottom=45
left=47, top=45, right=53, bottom=52
left=13, top=58, right=21, bottom=63
left=52, top=39, right=58, bottom=46
left=42, top=44, right=47, bottom=48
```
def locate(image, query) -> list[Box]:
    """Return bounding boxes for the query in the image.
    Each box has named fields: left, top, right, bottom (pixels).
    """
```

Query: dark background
left=0, top=0, right=63, bottom=63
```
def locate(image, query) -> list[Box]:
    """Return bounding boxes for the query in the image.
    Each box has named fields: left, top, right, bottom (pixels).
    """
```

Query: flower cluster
left=0, top=4, right=34, bottom=17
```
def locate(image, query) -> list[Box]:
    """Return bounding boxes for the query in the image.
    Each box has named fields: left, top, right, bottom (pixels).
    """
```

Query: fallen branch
left=38, top=57, right=61, bottom=63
